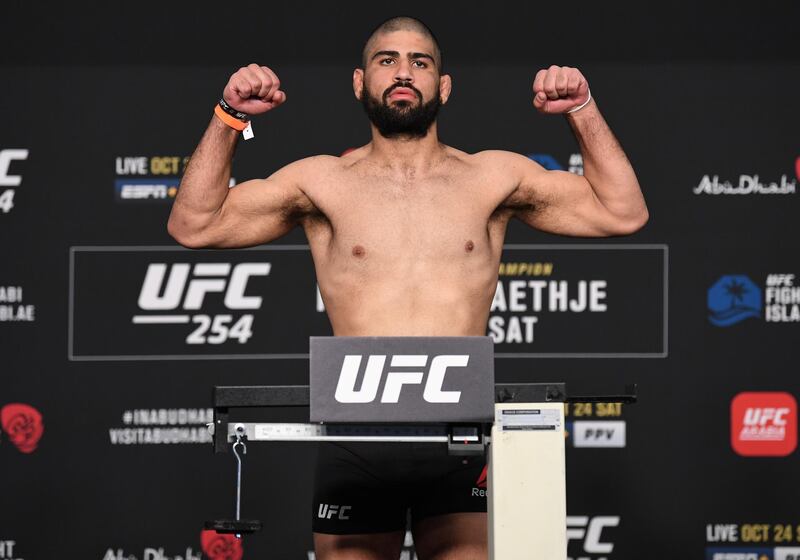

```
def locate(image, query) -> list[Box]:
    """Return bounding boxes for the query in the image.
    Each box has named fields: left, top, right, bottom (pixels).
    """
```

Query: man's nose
left=393, top=60, right=413, bottom=82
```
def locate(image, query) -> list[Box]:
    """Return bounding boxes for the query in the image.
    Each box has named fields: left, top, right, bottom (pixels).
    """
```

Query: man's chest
left=306, top=170, right=510, bottom=242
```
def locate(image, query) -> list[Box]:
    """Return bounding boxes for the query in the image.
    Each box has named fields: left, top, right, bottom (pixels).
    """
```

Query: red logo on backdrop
left=1, top=403, right=44, bottom=453
left=476, top=465, right=488, bottom=488
left=200, top=529, right=243, bottom=560
left=731, top=392, right=797, bottom=457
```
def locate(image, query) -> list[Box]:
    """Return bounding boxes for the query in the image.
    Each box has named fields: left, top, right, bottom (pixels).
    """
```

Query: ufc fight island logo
left=334, top=355, right=468, bottom=404
left=134, top=262, right=270, bottom=345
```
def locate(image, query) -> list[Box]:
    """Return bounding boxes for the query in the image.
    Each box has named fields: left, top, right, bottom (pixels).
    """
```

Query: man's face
left=357, top=30, right=449, bottom=138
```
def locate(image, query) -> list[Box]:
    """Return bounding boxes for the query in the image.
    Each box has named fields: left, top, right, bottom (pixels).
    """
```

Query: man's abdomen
left=319, top=272, right=497, bottom=337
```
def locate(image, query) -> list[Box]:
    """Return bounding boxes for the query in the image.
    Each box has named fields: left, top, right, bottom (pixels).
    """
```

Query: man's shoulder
left=286, top=154, right=341, bottom=172
left=451, top=150, right=541, bottom=180
left=268, top=154, right=344, bottom=183
left=471, top=149, right=534, bottom=167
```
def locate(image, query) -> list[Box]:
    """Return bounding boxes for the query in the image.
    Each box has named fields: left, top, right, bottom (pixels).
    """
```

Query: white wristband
left=567, top=88, right=592, bottom=113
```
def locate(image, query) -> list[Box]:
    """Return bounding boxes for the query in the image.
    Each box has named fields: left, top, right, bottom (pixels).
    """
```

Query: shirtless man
left=168, top=15, right=648, bottom=560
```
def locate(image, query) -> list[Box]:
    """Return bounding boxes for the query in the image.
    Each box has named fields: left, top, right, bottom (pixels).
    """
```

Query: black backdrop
left=2, top=2, right=799, bottom=559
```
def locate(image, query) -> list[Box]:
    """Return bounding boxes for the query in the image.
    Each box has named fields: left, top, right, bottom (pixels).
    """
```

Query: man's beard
left=361, top=81, right=441, bottom=139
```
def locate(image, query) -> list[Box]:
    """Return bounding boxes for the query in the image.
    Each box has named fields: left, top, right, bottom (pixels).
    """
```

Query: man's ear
left=439, top=74, right=452, bottom=105
left=353, top=68, right=364, bottom=100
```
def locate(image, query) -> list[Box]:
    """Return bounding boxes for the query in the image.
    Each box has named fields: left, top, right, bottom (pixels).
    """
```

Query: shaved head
left=362, top=16, right=442, bottom=72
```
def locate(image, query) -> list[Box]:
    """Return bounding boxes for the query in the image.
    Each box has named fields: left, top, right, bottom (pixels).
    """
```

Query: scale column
left=488, top=401, right=566, bottom=560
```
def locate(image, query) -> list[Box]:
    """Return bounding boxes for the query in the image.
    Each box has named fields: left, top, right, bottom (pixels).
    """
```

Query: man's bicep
left=510, top=165, right=620, bottom=237
left=209, top=162, right=314, bottom=248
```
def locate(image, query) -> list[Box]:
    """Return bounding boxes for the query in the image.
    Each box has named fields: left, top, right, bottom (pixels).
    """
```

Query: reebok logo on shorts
left=471, top=465, right=488, bottom=497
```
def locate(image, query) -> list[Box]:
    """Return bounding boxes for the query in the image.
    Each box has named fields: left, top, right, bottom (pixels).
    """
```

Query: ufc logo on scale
left=311, top=337, right=494, bottom=423
left=134, top=262, right=270, bottom=345
left=335, top=354, right=468, bottom=404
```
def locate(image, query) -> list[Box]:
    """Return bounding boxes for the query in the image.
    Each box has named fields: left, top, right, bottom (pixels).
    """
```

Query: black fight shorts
left=312, top=441, right=487, bottom=534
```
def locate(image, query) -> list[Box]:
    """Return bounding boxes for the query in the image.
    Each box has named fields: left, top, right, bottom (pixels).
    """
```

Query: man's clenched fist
left=532, top=65, right=591, bottom=114
left=223, top=63, right=286, bottom=115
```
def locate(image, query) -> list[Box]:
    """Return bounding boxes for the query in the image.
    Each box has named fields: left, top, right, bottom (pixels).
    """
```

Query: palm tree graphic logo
left=708, top=275, right=761, bottom=326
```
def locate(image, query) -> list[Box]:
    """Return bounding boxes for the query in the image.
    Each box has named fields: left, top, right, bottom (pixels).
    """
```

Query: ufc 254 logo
left=335, top=355, right=468, bottom=404
left=567, top=516, right=619, bottom=560
left=318, top=504, right=351, bottom=520
left=134, top=262, right=270, bottom=345
left=0, top=148, right=28, bottom=214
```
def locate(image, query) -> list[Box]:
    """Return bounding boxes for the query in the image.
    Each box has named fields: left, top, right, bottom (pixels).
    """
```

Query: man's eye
left=413, top=60, right=427, bottom=68
left=380, top=58, right=395, bottom=65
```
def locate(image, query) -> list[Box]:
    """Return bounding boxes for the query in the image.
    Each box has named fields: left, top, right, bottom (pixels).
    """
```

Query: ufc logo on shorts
left=137, top=263, right=271, bottom=310
left=567, top=515, right=619, bottom=557
left=318, top=504, right=351, bottom=520
left=334, top=355, right=468, bottom=404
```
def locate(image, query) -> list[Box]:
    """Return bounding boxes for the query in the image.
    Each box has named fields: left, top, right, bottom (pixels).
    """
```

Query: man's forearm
left=566, top=102, right=647, bottom=222
left=168, top=117, right=238, bottom=235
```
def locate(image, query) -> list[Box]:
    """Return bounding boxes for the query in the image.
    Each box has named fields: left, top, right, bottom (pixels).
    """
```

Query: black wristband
left=218, top=98, right=249, bottom=122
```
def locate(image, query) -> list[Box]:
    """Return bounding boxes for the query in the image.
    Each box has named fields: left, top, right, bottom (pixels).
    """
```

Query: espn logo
left=334, top=355, right=467, bottom=404
left=317, top=504, right=351, bottom=520
left=731, top=392, right=797, bottom=457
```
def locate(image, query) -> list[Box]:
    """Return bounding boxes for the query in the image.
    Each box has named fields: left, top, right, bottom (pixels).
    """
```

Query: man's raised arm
left=168, top=63, right=316, bottom=249
left=502, top=65, right=648, bottom=237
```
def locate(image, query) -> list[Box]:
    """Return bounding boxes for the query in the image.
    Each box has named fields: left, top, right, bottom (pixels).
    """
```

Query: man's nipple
left=465, top=240, right=475, bottom=252
left=352, top=245, right=366, bottom=258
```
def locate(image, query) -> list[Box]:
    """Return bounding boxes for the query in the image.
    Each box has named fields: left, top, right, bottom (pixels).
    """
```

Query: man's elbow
left=611, top=207, right=649, bottom=236
left=167, top=217, right=211, bottom=249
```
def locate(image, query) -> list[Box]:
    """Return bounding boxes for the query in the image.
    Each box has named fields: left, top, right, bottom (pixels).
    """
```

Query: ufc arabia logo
left=335, top=355, right=468, bottom=404
left=318, top=504, right=351, bottom=520
left=0, top=148, right=28, bottom=214
left=133, top=262, right=270, bottom=345
left=731, top=392, right=797, bottom=456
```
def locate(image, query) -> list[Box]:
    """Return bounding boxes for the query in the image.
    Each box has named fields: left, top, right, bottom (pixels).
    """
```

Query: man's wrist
left=567, top=89, right=593, bottom=114
left=214, top=104, right=249, bottom=131
left=218, top=98, right=250, bottom=121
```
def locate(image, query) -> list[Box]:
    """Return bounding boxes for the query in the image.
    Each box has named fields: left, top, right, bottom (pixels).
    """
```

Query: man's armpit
left=501, top=181, right=549, bottom=217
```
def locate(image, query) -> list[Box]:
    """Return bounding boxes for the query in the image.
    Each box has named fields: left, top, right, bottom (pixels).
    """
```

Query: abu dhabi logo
left=708, top=275, right=761, bottom=327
